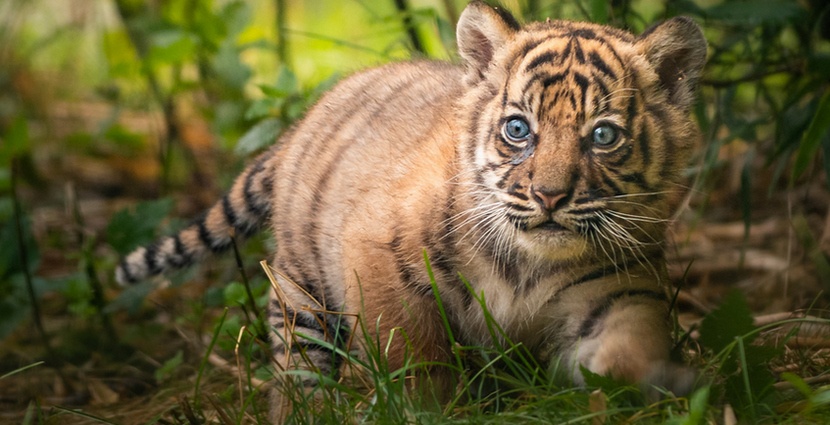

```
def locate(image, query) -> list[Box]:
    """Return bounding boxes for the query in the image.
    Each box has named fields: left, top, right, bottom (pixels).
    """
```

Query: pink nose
left=532, top=187, right=568, bottom=212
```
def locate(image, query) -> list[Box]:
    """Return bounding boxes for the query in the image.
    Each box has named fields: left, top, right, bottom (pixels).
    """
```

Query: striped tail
left=115, top=150, right=276, bottom=285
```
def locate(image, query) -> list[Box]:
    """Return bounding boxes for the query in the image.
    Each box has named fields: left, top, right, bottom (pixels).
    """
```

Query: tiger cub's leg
left=545, top=273, right=693, bottom=395
left=266, top=277, right=353, bottom=423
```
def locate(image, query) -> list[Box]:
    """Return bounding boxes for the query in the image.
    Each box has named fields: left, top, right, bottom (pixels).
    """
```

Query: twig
left=701, top=65, right=801, bottom=88
left=229, top=233, right=266, bottom=340
left=11, top=160, right=43, bottom=343
left=11, top=159, right=70, bottom=389
left=393, top=0, right=426, bottom=55
left=66, top=182, right=117, bottom=342
left=275, top=0, right=290, bottom=67
left=774, top=374, right=830, bottom=391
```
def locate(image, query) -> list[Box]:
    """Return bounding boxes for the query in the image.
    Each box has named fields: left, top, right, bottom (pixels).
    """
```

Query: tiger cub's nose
left=532, top=186, right=569, bottom=212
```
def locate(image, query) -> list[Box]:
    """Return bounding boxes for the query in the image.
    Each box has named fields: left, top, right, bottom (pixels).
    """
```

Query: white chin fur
left=518, top=230, right=589, bottom=262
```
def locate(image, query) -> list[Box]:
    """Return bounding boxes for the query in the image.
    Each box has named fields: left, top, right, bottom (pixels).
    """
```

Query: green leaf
left=244, top=97, right=284, bottom=121
left=154, top=350, right=184, bottom=383
left=213, top=40, right=251, bottom=89
left=274, top=65, right=298, bottom=94
left=698, top=291, right=755, bottom=353
left=0, top=115, right=30, bottom=161
left=793, top=92, right=830, bottom=180
left=104, top=124, right=144, bottom=150
left=223, top=282, right=247, bottom=306
left=780, top=372, right=812, bottom=398
left=106, top=198, right=174, bottom=255
left=235, top=118, right=281, bottom=155
left=579, top=364, right=629, bottom=391
left=591, top=0, right=608, bottom=24
left=681, top=386, right=710, bottom=425
left=147, top=30, right=197, bottom=65
left=812, top=386, right=830, bottom=407
left=699, top=293, right=779, bottom=416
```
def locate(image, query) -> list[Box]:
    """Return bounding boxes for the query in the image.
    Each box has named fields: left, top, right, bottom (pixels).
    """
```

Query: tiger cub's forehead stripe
left=519, top=30, right=626, bottom=74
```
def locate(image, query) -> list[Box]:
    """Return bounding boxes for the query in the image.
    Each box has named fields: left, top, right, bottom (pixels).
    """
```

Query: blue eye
left=503, top=118, right=531, bottom=144
left=592, top=124, right=619, bottom=147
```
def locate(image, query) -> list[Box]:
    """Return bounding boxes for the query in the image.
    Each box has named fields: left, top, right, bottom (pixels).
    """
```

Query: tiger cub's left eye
left=592, top=124, right=619, bottom=147
left=503, top=118, right=531, bottom=144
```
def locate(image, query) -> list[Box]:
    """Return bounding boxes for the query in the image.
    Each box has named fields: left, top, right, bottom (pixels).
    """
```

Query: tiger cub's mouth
left=534, top=219, right=568, bottom=232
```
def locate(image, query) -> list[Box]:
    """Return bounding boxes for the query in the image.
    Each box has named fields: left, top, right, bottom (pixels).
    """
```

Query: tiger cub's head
left=454, top=2, right=706, bottom=265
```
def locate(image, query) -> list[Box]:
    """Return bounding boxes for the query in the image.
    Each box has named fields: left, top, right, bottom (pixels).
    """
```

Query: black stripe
left=169, top=235, right=189, bottom=268
left=506, top=202, right=533, bottom=212
left=144, top=243, right=161, bottom=275
left=511, top=38, right=546, bottom=67
left=500, top=75, right=510, bottom=107
left=561, top=37, right=572, bottom=59
left=494, top=147, right=512, bottom=159
left=542, top=72, right=567, bottom=90
left=221, top=195, right=240, bottom=231
left=282, top=74, right=392, bottom=205
left=606, top=143, right=634, bottom=168
left=505, top=213, right=527, bottom=229
left=562, top=264, right=619, bottom=293
left=507, top=189, right=529, bottom=202
left=599, top=171, right=624, bottom=196
left=592, top=73, right=611, bottom=110
left=573, top=72, right=590, bottom=99
left=570, top=37, right=585, bottom=63
left=197, top=217, right=226, bottom=252
left=279, top=79, right=426, bottom=309
left=294, top=309, right=351, bottom=376
left=625, top=80, right=642, bottom=138
left=390, top=231, right=432, bottom=297
left=279, top=73, right=419, bottom=279
left=569, top=206, right=603, bottom=216
left=521, top=71, right=566, bottom=94
left=304, top=141, right=354, bottom=287
left=118, top=258, right=136, bottom=283
left=572, top=28, right=597, bottom=40
left=638, top=118, right=651, bottom=170
left=496, top=162, right=524, bottom=189
left=525, top=51, right=560, bottom=72
left=578, top=31, right=626, bottom=67
left=578, top=289, right=668, bottom=338
left=589, top=51, right=617, bottom=80
left=243, top=155, right=271, bottom=218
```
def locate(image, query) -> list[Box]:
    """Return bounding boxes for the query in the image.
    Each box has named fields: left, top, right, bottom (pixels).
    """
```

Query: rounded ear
left=637, top=17, right=707, bottom=111
left=456, top=1, right=520, bottom=84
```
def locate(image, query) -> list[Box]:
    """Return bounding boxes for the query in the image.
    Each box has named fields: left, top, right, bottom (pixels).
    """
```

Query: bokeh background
left=1, top=0, right=829, bottom=423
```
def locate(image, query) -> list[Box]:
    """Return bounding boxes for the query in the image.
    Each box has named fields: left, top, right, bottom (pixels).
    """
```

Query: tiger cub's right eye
left=503, top=118, right=531, bottom=145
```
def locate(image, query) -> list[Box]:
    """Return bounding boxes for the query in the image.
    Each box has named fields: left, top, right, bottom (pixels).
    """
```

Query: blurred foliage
left=0, top=0, right=829, bottom=422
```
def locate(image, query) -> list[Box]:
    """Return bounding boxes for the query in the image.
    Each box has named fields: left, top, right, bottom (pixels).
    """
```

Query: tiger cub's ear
left=456, top=1, right=521, bottom=84
left=637, top=16, right=707, bottom=111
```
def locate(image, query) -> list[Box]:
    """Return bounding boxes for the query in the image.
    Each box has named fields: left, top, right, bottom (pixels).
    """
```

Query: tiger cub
left=117, top=1, right=706, bottom=421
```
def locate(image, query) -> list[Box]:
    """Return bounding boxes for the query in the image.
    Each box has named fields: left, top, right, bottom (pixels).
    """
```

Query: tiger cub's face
left=456, top=4, right=706, bottom=264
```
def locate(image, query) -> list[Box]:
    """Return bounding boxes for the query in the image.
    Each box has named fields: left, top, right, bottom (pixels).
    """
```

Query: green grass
left=66, top=258, right=824, bottom=425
